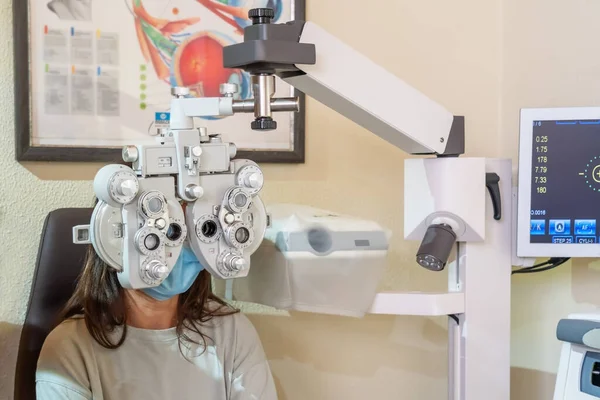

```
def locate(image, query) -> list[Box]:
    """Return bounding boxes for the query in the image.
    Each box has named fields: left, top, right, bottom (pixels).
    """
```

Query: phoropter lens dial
left=225, top=187, right=252, bottom=214
left=139, top=190, right=167, bottom=219
left=225, top=222, right=254, bottom=250
left=134, top=227, right=165, bottom=256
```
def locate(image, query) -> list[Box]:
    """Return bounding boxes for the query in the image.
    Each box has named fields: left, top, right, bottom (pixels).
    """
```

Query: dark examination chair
left=14, top=208, right=93, bottom=400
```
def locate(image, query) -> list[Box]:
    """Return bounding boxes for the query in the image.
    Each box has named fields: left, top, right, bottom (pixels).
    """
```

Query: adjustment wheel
left=249, top=8, right=275, bottom=24
left=251, top=117, right=277, bottom=131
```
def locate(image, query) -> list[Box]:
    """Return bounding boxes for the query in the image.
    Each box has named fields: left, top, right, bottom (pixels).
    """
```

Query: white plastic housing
left=284, top=22, right=454, bottom=155
left=232, top=204, right=391, bottom=318
left=554, top=313, right=600, bottom=400
left=404, top=157, right=486, bottom=242
left=369, top=292, right=465, bottom=316
left=169, top=97, right=234, bottom=130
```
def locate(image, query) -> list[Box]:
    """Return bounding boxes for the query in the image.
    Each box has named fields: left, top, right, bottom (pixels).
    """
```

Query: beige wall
left=504, top=1, right=600, bottom=399
left=1, top=0, right=593, bottom=398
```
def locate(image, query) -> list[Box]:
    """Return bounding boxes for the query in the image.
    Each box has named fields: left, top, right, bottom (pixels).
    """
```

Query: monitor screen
left=518, top=107, right=600, bottom=258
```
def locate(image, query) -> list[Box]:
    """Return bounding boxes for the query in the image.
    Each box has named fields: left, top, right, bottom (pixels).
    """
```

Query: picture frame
left=13, top=0, right=306, bottom=164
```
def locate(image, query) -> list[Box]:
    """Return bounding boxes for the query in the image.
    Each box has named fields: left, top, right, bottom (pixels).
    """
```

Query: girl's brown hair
left=59, top=245, right=238, bottom=350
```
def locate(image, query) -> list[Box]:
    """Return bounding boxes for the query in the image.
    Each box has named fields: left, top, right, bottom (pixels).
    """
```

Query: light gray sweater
left=35, top=313, right=277, bottom=399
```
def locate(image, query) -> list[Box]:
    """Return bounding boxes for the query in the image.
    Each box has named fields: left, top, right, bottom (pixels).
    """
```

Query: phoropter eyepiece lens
left=235, top=227, right=250, bottom=244
left=144, top=233, right=160, bottom=251
left=234, top=193, right=248, bottom=208
left=147, top=197, right=163, bottom=213
left=166, top=223, right=183, bottom=241
left=201, top=220, right=218, bottom=238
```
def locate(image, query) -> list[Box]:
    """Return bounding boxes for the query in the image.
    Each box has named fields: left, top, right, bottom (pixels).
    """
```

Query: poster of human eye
left=14, top=0, right=305, bottom=163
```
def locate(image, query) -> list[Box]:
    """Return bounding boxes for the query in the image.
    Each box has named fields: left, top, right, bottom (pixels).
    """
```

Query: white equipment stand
left=223, top=9, right=514, bottom=399
left=369, top=158, right=512, bottom=400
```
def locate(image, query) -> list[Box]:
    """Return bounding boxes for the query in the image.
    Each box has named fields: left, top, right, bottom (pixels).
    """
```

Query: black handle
left=486, top=172, right=502, bottom=221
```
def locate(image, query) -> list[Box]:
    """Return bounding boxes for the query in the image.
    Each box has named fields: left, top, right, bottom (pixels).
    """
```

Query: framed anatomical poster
left=13, top=0, right=306, bottom=163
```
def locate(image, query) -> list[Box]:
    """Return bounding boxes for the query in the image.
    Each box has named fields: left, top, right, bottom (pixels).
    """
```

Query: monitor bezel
left=517, top=106, right=600, bottom=258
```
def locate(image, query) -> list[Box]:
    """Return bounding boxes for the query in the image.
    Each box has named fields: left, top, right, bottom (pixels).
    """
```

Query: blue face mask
left=142, top=245, right=205, bottom=301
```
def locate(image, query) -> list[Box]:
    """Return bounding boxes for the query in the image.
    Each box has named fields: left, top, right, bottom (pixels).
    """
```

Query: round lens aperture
left=144, top=233, right=160, bottom=251
left=163, top=218, right=187, bottom=248
left=235, top=227, right=250, bottom=244
left=139, top=191, right=167, bottom=219
left=202, top=220, right=218, bottom=238
left=147, top=197, right=163, bottom=214
left=195, top=215, right=222, bottom=244
left=135, top=227, right=165, bottom=255
left=166, top=223, right=182, bottom=241
left=234, top=193, right=248, bottom=208
left=226, top=187, right=252, bottom=213
left=225, top=222, right=254, bottom=249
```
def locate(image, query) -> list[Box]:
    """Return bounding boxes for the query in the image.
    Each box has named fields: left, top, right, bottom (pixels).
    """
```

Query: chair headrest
left=14, top=208, right=93, bottom=400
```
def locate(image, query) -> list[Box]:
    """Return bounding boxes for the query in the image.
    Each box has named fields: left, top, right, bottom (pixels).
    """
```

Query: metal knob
left=232, top=257, right=247, bottom=271
left=155, top=218, right=167, bottom=230
left=122, top=146, right=139, bottom=163
left=185, top=184, right=204, bottom=200
left=229, top=143, right=237, bottom=159
left=244, top=172, right=264, bottom=189
left=191, top=146, right=202, bottom=157
left=249, top=8, right=274, bottom=25
left=224, top=213, right=235, bottom=224
left=118, top=180, right=138, bottom=197
left=145, top=260, right=169, bottom=280
left=225, top=255, right=247, bottom=272
left=171, top=87, right=190, bottom=97
left=220, top=83, right=239, bottom=97
left=251, top=118, right=277, bottom=131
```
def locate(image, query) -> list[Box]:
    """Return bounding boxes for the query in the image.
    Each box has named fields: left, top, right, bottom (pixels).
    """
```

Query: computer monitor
left=517, top=107, right=600, bottom=258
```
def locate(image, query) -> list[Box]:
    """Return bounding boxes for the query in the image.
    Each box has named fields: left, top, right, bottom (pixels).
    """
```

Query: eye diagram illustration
left=129, top=0, right=283, bottom=117
left=196, top=0, right=282, bottom=33
left=47, top=0, right=93, bottom=21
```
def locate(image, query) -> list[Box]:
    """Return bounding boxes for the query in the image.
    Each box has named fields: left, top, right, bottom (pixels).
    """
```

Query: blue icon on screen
left=530, top=220, right=546, bottom=235
left=549, top=220, right=571, bottom=235
left=575, top=220, right=597, bottom=236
